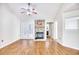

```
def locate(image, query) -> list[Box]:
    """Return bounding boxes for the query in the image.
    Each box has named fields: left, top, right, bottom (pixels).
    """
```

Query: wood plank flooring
left=0, top=38, right=79, bottom=55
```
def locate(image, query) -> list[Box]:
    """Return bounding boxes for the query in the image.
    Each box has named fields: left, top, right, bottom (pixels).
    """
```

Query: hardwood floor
left=0, top=38, right=79, bottom=55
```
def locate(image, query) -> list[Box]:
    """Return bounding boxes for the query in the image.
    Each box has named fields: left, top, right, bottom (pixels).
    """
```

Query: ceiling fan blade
left=21, top=11, right=26, bottom=14
left=21, top=8, right=26, bottom=10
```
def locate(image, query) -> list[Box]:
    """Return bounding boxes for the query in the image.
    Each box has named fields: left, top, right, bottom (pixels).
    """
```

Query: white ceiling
left=7, top=3, right=63, bottom=18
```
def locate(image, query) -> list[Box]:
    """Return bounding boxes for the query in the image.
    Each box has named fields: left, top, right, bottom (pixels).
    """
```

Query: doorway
left=46, top=22, right=54, bottom=38
left=46, top=21, right=58, bottom=39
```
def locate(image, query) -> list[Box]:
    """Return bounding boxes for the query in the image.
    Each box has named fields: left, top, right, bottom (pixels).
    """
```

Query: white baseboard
left=55, top=39, right=79, bottom=50
left=0, top=39, right=20, bottom=49
left=62, top=43, right=79, bottom=50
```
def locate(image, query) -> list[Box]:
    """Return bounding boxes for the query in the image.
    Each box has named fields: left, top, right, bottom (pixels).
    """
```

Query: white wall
left=55, top=10, right=64, bottom=44
left=62, top=4, right=79, bottom=50
left=0, top=4, right=20, bottom=48
left=63, top=29, right=79, bottom=49
left=49, top=24, right=53, bottom=36
left=20, top=18, right=35, bottom=39
left=53, top=20, right=58, bottom=39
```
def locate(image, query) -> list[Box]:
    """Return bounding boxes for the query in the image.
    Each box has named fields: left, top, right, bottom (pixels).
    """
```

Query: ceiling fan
left=21, top=3, right=37, bottom=16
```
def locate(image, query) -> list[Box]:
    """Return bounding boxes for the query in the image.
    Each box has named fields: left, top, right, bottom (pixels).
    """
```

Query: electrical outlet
left=1, top=40, right=4, bottom=42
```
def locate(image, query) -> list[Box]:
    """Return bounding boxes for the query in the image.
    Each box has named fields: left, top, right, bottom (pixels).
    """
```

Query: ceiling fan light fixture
left=21, top=3, right=38, bottom=16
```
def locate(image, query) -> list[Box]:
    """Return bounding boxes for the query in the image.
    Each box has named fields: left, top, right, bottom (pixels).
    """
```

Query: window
left=65, top=17, right=79, bottom=29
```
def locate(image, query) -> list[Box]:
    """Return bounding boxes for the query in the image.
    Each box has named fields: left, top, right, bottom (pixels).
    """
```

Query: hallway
left=0, top=38, right=79, bottom=55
